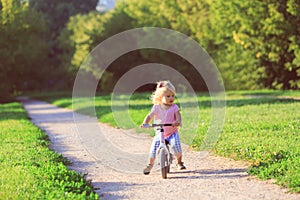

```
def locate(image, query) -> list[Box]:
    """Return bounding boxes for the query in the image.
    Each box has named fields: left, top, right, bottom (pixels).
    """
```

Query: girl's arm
left=142, top=114, right=153, bottom=125
left=141, top=105, right=155, bottom=126
left=173, top=110, right=182, bottom=126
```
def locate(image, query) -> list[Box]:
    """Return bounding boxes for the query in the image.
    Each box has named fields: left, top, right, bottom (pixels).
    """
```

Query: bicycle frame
left=142, top=123, right=173, bottom=178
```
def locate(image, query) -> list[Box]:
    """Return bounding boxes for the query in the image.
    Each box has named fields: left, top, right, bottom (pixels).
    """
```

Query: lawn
left=0, top=102, right=99, bottom=199
left=33, top=90, right=300, bottom=192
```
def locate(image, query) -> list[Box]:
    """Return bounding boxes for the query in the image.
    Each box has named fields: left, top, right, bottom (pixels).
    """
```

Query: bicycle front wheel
left=160, top=148, right=168, bottom=179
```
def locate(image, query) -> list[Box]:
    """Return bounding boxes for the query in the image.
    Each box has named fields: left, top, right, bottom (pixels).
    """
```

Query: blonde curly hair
left=150, top=80, right=176, bottom=105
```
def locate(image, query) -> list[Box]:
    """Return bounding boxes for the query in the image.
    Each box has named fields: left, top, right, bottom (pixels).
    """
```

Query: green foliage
left=30, top=0, right=98, bottom=36
left=58, top=12, right=103, bottom=74
left=0, top=102, right=99, bottom=199
left=2, top=0, right=300, bottom=95
left=206, top=0, right=300, bottom=89
left=57, top=0, right=299, bottom=91
left=58, top=2, right=136, bottom=91
left=59, top=1, right=210, bottom=92
left=0, top=0, right=49, bottom=98
left=203, top=1, right=263, bottom=89
left=124, top=0, right=171, bottom=28
left=29, top=0, right=99, bottom=90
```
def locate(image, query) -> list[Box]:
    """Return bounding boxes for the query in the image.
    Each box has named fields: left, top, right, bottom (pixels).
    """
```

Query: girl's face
left=161, top=89, right=175, bottom=105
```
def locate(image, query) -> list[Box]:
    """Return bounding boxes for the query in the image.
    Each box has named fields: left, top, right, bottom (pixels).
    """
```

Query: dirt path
left=20, top=98, right=299, bottom=200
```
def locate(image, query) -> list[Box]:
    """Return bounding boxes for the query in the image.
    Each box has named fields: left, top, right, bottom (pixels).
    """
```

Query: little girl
left=142, top=80, right=186, bottom=175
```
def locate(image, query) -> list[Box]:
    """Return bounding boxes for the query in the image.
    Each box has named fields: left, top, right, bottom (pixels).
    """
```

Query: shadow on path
left=168, top=168, right=248, bottom=180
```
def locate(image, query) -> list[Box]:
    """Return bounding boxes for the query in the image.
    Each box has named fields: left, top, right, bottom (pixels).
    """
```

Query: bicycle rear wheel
left=166, top=165, right=170, bottom=173
left=166, top=147, right=172, bottom=173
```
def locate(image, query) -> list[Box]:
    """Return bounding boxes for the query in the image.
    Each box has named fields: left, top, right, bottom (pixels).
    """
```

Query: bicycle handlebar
left=141, top=124, right=173, bottom=128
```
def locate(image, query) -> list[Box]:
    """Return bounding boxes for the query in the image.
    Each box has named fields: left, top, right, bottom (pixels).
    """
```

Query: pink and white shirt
left=149, top=104, right=180, bottom=138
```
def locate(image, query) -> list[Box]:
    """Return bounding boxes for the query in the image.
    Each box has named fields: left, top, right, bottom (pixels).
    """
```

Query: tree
left=259, top=0, right=300, bottom=89
left=0, top=0, right=49, bottom=98
left=207, top=0, right=300, bottom=89
left=56, top=0, right=300, bottom=91
left=29, top=0, right=99, bottom=89
left=58, top=2, right=138, bottom=91
left=203, top=0, right=264, bottom=89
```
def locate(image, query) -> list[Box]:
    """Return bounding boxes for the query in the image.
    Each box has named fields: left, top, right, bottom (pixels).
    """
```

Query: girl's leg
left=143, top=135, right=160, bottom=175
left=148, top=134, right=160, bottom=162
left=174, top=152, right=183, bottom=163
left=168, top=132, right=186, bottom=169
left=149, top=157, right=155, bottom=165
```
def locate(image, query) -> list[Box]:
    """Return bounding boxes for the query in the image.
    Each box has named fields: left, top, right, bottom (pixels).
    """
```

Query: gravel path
left=20, top=99, right=299, bottom=200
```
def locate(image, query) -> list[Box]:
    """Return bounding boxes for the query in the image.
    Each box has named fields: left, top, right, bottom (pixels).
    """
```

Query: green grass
left=214, top=99, right=300, bottom=192
left=34, top=90, right=300, bottom=193
left=0, top=102, right=99, bottom=199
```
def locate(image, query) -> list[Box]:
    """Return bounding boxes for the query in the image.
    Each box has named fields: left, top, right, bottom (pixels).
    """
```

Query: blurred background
left=0, top=0, right=299, bottom=100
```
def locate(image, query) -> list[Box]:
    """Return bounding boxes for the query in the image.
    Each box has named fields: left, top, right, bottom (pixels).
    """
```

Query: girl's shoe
left=177, top=162, right=186, bottom=170
left=143, top=164, right=153, bottom=175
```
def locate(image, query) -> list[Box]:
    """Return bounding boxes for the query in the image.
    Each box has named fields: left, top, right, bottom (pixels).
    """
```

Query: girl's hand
left=141, top=124, right=149, bottom=128
left=173, top=111, right=182, bottom=127
left=172, top=121, right=181, bottom=127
